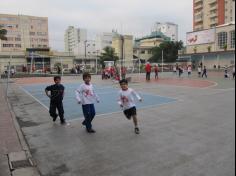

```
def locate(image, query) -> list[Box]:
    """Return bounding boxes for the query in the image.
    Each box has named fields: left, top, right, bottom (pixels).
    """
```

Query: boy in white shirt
left=118, top=79, right=142, bottom=134
left=187, top=65, right=192, bottom=77
left=198, top=66, right=202, bottom=78
left=76, top=73, right=100, bottom=133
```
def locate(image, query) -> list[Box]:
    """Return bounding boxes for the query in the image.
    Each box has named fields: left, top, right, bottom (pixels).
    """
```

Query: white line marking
left=20, top=86, right=49, bottom=111
left=67, top=100, right=179, bottom=122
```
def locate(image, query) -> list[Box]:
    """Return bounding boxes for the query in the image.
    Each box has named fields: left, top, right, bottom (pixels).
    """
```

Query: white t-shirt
left=198, top=67, right=202, bottom=73
left=188, top=67, right=192, bottom=72
left=118, top=88, right=141, bottom=110
left=75, top=83, right=99, bottom=105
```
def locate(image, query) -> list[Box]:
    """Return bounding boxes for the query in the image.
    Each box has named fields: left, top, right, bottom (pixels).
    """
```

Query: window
left=141, top=50, right=145, bottom=54
left=3, top=44, right=14, bottom=48
left=15, top=37, right=21, bottom=41
left=29, top=32, right=35, bottom=36
left=15, top=44, right=21, bottom=48
left=230, top=30, right=235, bottom=48
left=218, top=32, right=228, bottom=49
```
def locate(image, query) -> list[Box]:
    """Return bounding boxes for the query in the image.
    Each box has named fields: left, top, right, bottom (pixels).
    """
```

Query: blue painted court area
left=22, top=83, right=177, bottom=120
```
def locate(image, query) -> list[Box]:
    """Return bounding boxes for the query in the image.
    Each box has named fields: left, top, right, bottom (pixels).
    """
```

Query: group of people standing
left=145, top=62, right=159, bottom=81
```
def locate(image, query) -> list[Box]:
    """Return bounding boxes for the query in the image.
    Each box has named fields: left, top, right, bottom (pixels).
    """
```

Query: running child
left=118, top=79, right=142, bottom=134
left=45, top=76, right=66, bottom=124
left=76, top=72, right=100, bottom=133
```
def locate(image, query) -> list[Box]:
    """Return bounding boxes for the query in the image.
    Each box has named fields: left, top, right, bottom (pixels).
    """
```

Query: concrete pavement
left=0, top=82, right=22, bottom=176
left=7, top=76, right=235, bottom=176
left=0, top=81, right=40, bottom=176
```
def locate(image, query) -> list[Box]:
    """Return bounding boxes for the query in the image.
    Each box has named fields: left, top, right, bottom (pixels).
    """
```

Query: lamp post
left=162, top=50, right=164, bottom=73
left=6, top=52, right=12, bottom=97
left=96, top=50, right=100, bottom=75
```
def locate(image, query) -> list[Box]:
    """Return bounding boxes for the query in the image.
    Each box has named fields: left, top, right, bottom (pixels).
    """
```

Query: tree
left=149, top=41, right=184, bottom=63
left=99, top=46, right=119, bottom=69
left=0, top=26, right=7, bottom=41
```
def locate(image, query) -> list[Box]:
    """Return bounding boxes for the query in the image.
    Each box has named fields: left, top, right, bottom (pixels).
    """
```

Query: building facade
left=0, top=14, right=49, bottom=52
left=64, top=26, right=87, bottom=53
left=134, top=31, right=170, bottom=61
left=152, top=22, right=178, bottom=41
left=179, top=22, right=235, bottom=68
left=112, top=34, right=133, bottom=66
left=193, top=0, right=235, bottom=31
left=95, top=32, right=113, bottom=53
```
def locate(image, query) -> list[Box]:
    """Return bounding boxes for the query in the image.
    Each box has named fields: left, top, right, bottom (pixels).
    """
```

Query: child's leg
left=49, top=102, right=57, bottom=120
left=89, top=104, right=96, bottom=125
left=132, top=115, right=138, bottom=128
left=82, top=105, right=92, bottom=130
left=57, top=102, right=65, bottom=123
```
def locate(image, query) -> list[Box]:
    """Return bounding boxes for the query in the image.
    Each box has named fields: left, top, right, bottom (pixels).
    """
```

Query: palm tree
left=99, top=46, right=119, bottom=69
left=0, top=26, right=7, bottom=40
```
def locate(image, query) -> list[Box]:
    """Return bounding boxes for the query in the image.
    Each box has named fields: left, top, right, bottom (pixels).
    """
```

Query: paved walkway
left=0, top=82, right=22, bottom=176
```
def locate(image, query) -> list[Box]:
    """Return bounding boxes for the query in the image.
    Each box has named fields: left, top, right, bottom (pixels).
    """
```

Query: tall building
left=64, top=26, right=87, bottom=53
left=193, top=0, right=235, bottom=31
left=0, top=14, right=49, bottom=52
left=95, top=32, right=113, bottom=53
left=152, top=22, right=178, bottom=41
left=112, top=34, right=133, bottom=66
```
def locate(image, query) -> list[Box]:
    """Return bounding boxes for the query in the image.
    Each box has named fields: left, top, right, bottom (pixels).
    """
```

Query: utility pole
left=6, top=52, right=12, bottom=97
left=30, top=52, right=34, bottom=74
left=162, top=50, right=164, bottom=73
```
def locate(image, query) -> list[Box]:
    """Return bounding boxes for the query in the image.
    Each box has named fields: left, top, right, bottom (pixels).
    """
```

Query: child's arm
left=131, top=89, right=142, bottom=102
left=45, top=86, right=51, bottom=98
left=117, top=92, right=123, bottom=108
left=75, top=86, right=82, bottom=104
left=92, top=86, right=100, bottom=103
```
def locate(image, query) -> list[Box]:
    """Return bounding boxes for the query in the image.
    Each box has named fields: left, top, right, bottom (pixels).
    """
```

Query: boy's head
left=119, top=79, right=128, bottom=90
left=54, top=76, right=61, bottom=84
left=83, top=72, right=91, bottom=84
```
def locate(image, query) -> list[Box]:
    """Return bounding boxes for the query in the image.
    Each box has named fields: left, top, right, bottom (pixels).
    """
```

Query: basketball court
left=5, top=73, right=235, bottom=176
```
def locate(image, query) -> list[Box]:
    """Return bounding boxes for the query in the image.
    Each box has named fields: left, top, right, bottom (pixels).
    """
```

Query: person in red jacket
left=145, top=62, right=152, bottom=81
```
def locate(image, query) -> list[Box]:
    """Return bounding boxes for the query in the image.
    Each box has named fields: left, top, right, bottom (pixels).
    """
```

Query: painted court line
left=21, top=85, right=178, bottom=122
left=67, top=100, right=179, bottom=123
left=20, top=86, right=49, bottom=111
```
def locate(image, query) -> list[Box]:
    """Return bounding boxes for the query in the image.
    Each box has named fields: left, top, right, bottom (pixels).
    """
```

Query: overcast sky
left=0, top=0, right=193, bottom=51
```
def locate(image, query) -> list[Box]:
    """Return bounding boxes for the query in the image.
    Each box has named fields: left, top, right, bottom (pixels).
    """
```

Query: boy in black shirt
left=45, top=76, right=66, bottom=124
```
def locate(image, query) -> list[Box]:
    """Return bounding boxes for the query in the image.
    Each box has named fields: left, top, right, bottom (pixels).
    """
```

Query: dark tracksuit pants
left=202, top=71, right=207, bottom=78
left=49, top=101, right=65, bottom=122
left=82, top=104, right=96, bottom=130
left=146, top=72, right=151, bottom=80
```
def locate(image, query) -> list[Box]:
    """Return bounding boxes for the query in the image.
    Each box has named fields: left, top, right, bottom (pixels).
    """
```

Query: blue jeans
left=82, top=104, right=96, bottom=130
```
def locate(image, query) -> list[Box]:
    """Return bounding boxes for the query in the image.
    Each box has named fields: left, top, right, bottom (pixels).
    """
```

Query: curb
left=5, top=87, right=41, bottom=175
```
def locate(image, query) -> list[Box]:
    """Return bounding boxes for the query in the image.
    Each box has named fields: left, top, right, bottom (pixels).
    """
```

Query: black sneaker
left=52, top=115, right=58, bottom=122
left=87, top=129, right=96, bottom=133
left=135, top=127, right=140, bottom=134
left=82, top=121, right=86, bottom=126
left=60, top=120, right=66, bottom=125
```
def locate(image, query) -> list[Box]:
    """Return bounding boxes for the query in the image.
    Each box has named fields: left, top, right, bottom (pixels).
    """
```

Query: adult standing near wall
left=145, top=62, right=152, bottom=81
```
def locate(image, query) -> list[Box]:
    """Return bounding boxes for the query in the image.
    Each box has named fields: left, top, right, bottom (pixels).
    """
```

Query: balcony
left=208, top=0, right=217, bottom=5
left=194, top=0, right=203, bottom=4
left=209, top=4, right=218, bottom=10
left=194, top=3, right=203, bottom=10
left=209, top=12, right=218, bottom=18
left=195, top=16, right=203, bottom=23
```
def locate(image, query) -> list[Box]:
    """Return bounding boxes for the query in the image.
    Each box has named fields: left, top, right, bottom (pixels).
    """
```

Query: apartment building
left=152, top=22, right=178, bottom=41
left=95, top=32, right=113, bottom=53
left=0, top=14, right=49, bottom=52
left=193, top=0, right=235, bottom=31
left=64, top=26, right=87, bottom=53
left=112, top=34, right=133, bottom=66
left=133, top=31, right=170, bottom=61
